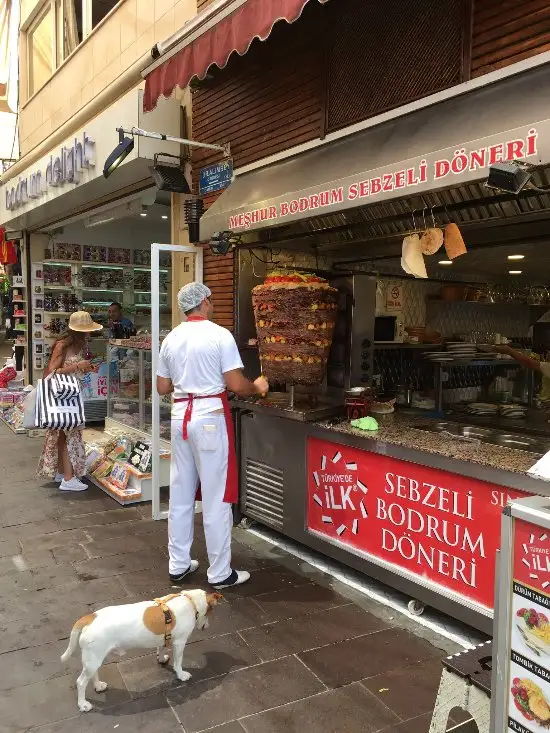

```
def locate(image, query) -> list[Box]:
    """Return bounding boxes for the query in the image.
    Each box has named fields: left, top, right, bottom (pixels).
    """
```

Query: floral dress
left=36, top=353, right=87, bottom=480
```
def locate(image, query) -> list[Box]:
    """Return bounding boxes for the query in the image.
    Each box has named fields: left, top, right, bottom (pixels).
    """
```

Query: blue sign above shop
left=199, top=159, right=233, bottom=196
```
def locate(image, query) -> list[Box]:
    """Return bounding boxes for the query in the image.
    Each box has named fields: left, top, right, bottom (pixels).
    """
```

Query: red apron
left=172, top=315, right=238, bottom=504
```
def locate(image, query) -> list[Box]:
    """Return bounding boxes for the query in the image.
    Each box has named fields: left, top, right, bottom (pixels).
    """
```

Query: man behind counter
left=108, top=302, right=135, bottom=338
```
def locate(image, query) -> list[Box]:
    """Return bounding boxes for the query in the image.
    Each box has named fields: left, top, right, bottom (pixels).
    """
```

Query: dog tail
left=60, top=613, right=96, bottom=663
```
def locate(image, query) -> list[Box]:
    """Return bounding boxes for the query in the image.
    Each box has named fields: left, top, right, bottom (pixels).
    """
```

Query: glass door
left=151, top=243, right=203, bottom=521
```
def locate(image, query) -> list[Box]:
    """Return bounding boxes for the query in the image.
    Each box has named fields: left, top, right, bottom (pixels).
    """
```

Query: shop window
left=91, top=0, right=119, bottom=30
left=26, top=0, right=121, bottom=98
left=55, top=0, right=83, bottom=64
left=325, top=0, right=467, bottom=133
left=28, top=4, right=54, bottom=96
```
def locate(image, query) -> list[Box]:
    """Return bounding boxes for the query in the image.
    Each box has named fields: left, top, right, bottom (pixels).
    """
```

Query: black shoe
left=210, top=569, right=250, bottom=589
left=169, top=560, right=199, bottom=584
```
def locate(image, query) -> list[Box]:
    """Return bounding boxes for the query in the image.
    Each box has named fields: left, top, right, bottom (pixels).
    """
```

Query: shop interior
left=16, top=189, right=174, bottom=502
left=232, top=171, right=550, bottom=448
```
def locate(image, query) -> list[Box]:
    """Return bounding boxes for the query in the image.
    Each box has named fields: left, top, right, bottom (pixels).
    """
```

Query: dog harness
left=152, top=593, right=200, bottom=648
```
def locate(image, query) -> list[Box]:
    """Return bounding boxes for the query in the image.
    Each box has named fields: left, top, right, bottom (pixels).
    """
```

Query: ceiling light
left=507, top=254, right=524, bottom=260
left=161, top=215, right=168, bottom=219
left=103, top=130, right=134, bottom=178
left=509, top=270, right=523, bottom=275
left=84, top=199, right=143, bottom=227
left=140, top=213, right=147, bottom=217
left=438, top=260, right=453, bottom=265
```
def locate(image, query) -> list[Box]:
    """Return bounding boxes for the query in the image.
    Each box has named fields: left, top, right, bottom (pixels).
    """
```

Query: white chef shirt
left=157, top=320, right=244, bottom=418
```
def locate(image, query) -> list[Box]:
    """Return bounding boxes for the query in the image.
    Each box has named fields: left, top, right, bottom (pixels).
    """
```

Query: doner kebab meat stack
left=252, top=271, right=338, bottom=385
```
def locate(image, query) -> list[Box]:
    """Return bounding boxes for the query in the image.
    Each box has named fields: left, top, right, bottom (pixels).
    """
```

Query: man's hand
left=254, top=376, right=269, bottom=396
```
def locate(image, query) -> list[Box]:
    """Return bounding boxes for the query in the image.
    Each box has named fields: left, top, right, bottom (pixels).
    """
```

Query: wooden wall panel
left=191, top=0, right=325, bottom=175
left=193, top=1, right=326, bottom=332
left=203, top=247, right=235, bottom=331
left=325, top=0, right=465, bottom=132
left=472, top=0, right=550, bottom=77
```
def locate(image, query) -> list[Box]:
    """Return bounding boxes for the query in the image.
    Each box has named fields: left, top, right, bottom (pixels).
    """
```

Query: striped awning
left=143, top=0, right=329, bottom=112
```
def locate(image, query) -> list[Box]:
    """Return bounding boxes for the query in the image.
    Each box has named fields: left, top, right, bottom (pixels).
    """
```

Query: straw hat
left=68, top=311, right=103, bottom=332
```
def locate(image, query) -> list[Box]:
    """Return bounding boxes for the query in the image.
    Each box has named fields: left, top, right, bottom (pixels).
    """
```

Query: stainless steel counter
left=234, top=406, right=550, bottom=634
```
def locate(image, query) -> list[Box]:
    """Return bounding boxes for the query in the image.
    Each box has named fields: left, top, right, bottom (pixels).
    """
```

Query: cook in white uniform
left=157, top=282, right=269, bottom=589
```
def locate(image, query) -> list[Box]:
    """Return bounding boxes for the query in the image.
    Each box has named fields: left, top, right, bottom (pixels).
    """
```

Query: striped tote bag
left=50, top=372, right=81, bottom=399
left=35, top=375, right=85, bottom=430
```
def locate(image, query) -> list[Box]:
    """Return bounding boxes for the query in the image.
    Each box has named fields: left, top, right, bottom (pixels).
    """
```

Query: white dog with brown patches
left=61, top=589, right=222, bottom=712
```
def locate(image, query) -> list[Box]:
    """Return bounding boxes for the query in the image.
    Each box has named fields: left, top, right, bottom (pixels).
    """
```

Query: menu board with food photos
left=508, top=515, right=550, bottom=733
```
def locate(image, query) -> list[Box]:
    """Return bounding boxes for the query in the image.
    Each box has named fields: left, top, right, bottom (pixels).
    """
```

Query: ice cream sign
left=307, top=437, right=528, bottom=609
left=5, top=132, right=95, bottom=211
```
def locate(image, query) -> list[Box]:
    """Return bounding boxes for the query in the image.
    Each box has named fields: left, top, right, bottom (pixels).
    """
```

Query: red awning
left=143, top=0, right=328, bottom=112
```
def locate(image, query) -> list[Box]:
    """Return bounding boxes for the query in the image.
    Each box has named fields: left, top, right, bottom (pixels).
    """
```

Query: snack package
left=109, top=463, right=131, bottom=490
left=252, top=271, right=338, bottom=385
left=92, top=459, right=114, bottom=479
left=129, top=441, right=152, bottom=473
left=107, top=437, right=133, bottom=462
left=85, top=447, right=105, bottom=474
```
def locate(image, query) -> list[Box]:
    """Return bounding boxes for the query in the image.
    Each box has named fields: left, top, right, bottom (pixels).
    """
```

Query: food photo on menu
left=509, top=659, right=550, bottom=731
left=513, top=596, right=550, bottom=660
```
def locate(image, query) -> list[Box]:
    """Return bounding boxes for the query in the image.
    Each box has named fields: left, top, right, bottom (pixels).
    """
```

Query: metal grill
left=244, top=459, right=284, bottom=530
left=326, top=0, right=464, bottom=132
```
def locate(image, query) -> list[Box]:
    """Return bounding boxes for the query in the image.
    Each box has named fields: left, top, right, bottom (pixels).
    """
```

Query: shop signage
left=306, top=437, right=528, bottom=609
left=227, top=127, right=539, bottom=231
left=5, top=133, right=95, bottom=212
left=508, top=518, right=550, bottom=733
left=199, top=159, right=233, bottom=196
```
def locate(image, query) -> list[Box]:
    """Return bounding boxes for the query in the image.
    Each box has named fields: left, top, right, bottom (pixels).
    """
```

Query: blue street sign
left=199, top=159, right=233, bottom=195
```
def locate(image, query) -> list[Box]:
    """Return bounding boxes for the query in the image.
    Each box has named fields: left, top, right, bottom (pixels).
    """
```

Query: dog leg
left=157, top=645, right=170, bottom=665
left=172, top=641, right=191, bottom=682
left=77, top=669, right=93, bottom=712
left=93, top=672, right=108, bottom=693
left=77, top=648, right=103, bottom=712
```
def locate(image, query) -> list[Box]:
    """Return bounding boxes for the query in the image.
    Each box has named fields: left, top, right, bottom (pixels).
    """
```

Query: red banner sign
left=513, top=519, right=550, bottom=596
left=307, top=437, right=528, bottom=609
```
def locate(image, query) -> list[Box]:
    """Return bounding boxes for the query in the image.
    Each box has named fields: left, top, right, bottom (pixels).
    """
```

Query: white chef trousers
left=169, top=413, right=233, bottom=584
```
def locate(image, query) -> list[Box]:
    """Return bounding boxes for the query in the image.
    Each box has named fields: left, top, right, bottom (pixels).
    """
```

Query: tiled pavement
left=0, top=424, right=469, bottom=733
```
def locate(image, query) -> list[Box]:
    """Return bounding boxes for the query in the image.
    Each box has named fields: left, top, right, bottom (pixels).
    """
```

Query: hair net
left=177, top=282, right=212, bottom=313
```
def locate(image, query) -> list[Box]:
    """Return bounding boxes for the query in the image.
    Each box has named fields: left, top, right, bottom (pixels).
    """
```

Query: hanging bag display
left=35, top=374, right=85, bottom=430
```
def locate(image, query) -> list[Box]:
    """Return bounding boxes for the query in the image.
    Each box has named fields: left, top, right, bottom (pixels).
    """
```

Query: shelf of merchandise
left=45, top=260, right=170, bottom=273
left=0, top=414, right=26, bottom=434
left=87, top=344, right=171, bottom=505
left=43, top=311, right=77, bottom=316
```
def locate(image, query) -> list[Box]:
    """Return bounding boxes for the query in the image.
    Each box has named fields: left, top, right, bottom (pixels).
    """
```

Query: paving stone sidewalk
left=0, top=424, right=468, bottom=732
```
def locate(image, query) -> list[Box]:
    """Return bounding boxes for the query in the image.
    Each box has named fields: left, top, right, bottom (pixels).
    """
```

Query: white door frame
left=151, top=242, right=203, bottom=521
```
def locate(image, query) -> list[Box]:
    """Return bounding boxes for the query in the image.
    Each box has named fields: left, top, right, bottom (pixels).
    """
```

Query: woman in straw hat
left=37, top=311, right=103, bottom=491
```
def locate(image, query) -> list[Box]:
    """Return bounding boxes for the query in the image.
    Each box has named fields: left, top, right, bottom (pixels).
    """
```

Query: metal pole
left=151, top=243, right=161, bottom=521
left=117, top=127, right=229, bottom=155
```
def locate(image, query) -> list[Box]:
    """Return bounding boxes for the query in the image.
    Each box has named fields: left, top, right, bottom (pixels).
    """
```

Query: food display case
left=84, top=344, right=172, bottom=505
left=106, top=344, right=171, bottom=438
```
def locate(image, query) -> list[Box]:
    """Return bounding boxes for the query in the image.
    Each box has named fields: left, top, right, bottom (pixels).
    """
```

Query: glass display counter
left=84, top=344, right=172, bottom=505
